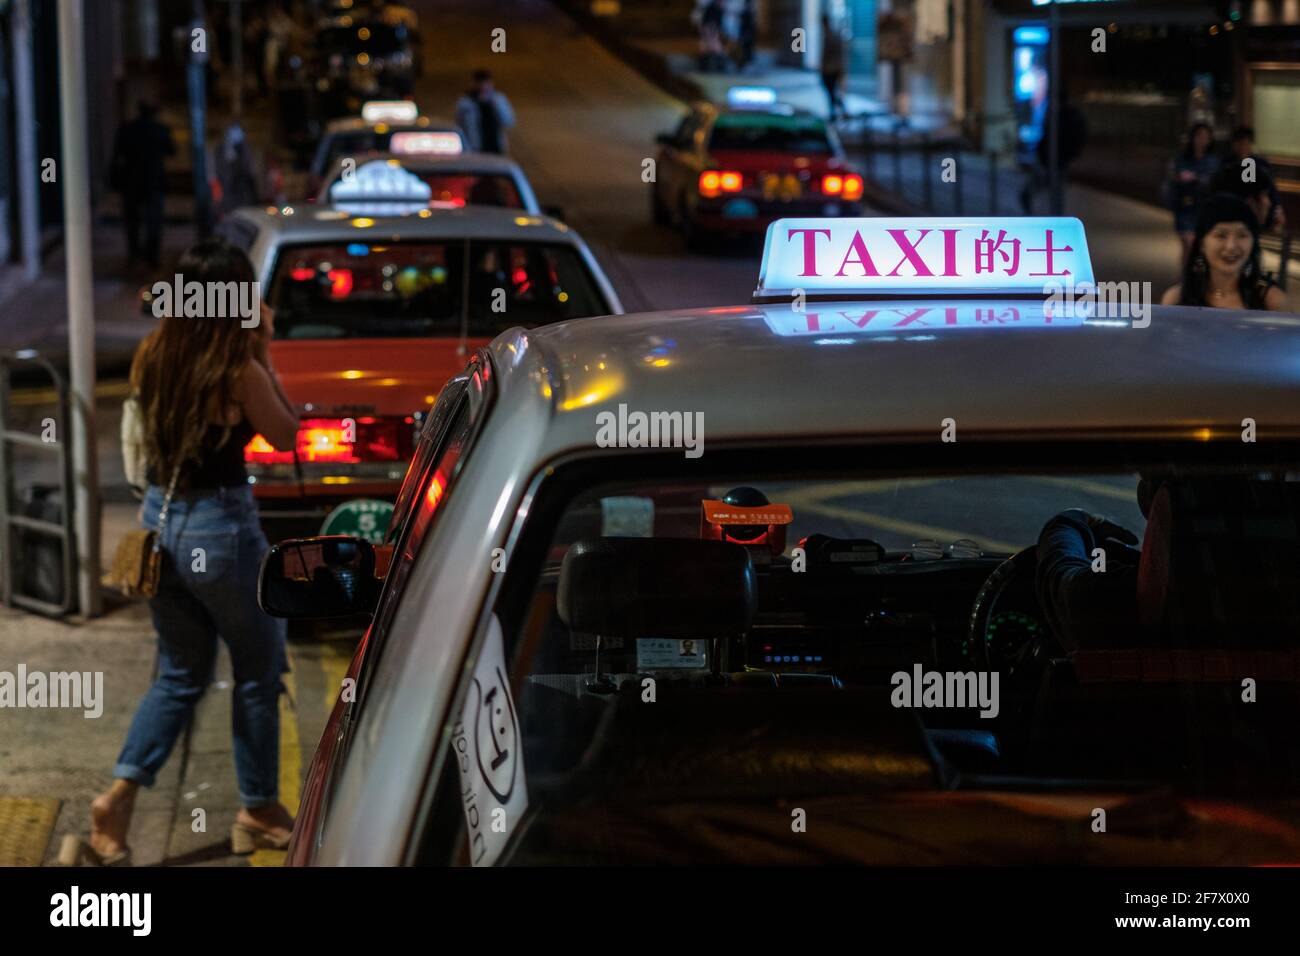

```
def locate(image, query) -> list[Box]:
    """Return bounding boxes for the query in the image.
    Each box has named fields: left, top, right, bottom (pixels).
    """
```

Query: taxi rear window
left=268, top=239, right=609, bottom=339
left=709, top=114, right=832, bottom=154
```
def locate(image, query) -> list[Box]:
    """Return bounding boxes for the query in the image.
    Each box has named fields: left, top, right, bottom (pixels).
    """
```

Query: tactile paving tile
left=0, top=797, right=61, bottom=866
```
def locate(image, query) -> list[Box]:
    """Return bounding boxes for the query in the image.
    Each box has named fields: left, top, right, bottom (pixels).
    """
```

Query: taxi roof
left=490, top=303, right=1300, bottom=453
left=232, top=204, right=577, bottom=244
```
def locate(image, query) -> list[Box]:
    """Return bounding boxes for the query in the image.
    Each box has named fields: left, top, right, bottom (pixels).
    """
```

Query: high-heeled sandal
left=60, top=833, right=132, bottom=867
left=230, top=822, right=292, bottom=855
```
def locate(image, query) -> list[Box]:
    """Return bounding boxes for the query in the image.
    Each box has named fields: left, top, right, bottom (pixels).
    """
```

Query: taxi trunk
left=248, top=337, right=486, bottom=534
left=696, top=151, right=862, bottom=232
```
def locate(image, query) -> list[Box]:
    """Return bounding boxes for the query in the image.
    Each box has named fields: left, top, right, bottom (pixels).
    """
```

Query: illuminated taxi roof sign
left=361, top=100, right=420, bottom=124
left=755, top=217, right=1094, bottom=300
left=329, top=159, right=432, bottom=215
left=727, top=85, right=778, bottom=108
left=389, top=130, right=463, bottom=156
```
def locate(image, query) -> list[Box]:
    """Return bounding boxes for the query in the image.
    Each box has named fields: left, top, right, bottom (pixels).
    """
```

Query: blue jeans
left=114, top=483, right=288, bottom=808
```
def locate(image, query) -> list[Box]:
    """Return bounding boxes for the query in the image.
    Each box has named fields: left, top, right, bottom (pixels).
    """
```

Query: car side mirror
left=258, top=535, right=385, bottom=618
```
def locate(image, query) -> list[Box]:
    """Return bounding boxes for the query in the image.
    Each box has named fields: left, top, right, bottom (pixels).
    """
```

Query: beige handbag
left=102, top=467, right=180, bottom=599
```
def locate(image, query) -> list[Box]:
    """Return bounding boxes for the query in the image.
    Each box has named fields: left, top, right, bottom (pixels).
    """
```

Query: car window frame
left=352, top=355, right=493, bottom=719
left=410, top=432, right=1300, bottom=864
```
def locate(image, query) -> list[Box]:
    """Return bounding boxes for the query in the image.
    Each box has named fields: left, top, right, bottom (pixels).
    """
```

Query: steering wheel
left=966, top=546, right=1044, bottom=675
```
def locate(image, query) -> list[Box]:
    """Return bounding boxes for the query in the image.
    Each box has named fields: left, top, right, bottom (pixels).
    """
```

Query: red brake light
left=290, top=267, right=315, bottom=282
left=326, top=268, right=353, bottom=298
left=822, top=174, right=844, bottom=195
left=718, top=170, right=743, bottom=192
left=699, top=170, right=722, bottom=198
left=244, top=433, right=293, bottom=465
left=843, top=173, right=864, bottom=201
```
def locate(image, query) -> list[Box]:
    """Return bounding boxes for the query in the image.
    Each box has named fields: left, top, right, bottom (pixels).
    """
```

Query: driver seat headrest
left=557, top=537, right=756, bottom=640
left=1138, top=478, right=1300, bottom=647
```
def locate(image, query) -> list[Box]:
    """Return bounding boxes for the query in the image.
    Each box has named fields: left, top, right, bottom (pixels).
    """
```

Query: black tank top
left=148, top=420, right=256, bottom=490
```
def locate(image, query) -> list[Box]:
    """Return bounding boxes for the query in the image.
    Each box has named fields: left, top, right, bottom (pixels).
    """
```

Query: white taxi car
left=262, top=217, right=1300, bottom=866
left=308, top=101, right=464, bottom=196
left=215, top=203, right=622, bottom=531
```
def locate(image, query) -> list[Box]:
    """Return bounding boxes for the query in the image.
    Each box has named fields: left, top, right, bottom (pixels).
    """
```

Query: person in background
left=693, top=0, right=728, bottom=73
left=1018, top=86, right=1087, bottom=215
left=455, top=69, right=516, bottom=155
left=109, top=101, right=175, bottom=272
left=1211, top=126, right=1286, bottom=233
left=1160, top=192, right=1287, bottom=311
left=820, top=14, right=847, bottom=122
left=213, top=121, right=260, bottom=219
left=1163, top=122, right=1218, bottom=263
left=737, top=0, right=757, bottom=70
left=85, top=240, right=300, bottom=866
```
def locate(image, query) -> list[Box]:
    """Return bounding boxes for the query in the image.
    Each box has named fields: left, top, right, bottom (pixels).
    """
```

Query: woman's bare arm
left=238, top=359, right=298, bottom=450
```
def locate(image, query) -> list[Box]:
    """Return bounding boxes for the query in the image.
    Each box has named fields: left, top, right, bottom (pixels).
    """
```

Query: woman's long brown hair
left=130, top=239, right=259, bottom=486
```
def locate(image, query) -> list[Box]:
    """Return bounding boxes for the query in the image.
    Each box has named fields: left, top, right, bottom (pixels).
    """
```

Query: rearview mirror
left=258, top=535, right=384, bottom=618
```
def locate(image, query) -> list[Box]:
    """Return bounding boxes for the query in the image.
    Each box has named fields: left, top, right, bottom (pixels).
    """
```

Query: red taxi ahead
left=652, top=97, right=865, bottom=247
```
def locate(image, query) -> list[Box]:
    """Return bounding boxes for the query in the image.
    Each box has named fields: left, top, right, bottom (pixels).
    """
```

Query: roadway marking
left=248, top=663, right=300, bottom=868
left=780, top=484, right=1023, bottom=555
left=1025, top=476, right=1138, bottom=502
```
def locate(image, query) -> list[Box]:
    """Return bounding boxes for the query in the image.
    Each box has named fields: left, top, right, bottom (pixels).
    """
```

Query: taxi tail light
left=699, top=170, right=743, bottom=198
left=842, top=174, right=864, bottom=201
left=246, top=418, right=407, bottom=466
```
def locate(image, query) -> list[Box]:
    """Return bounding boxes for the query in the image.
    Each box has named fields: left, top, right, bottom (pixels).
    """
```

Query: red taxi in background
left=651, top=89, right=865, bottom=248
left=215, top=203, right=622, bottom=535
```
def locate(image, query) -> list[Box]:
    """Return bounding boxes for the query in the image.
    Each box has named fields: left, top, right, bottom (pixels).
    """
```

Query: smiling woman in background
left=1161, top=193, right=1288, bottom=312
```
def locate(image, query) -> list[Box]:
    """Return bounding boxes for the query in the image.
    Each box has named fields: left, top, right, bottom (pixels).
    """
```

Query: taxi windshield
left=268, top=239, right=609, bottom=339
left=709, top=114, right=833, bottom=154
left=479, top=456, right=1300, bottom=864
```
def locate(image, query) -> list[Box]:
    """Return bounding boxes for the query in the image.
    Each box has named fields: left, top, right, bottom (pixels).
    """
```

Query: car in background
left=262, top=216, right=1300, bottom=865
left=215, top=204, right=622, bottom=533
left=317, top=152, right=545, bottom=216
left=307, top=105, right=464, bottom=196
left=652, top=96, right=865, bottom=248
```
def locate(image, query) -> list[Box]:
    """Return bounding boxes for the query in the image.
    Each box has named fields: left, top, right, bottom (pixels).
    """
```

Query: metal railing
left=0, top=352, right=76, bottom=617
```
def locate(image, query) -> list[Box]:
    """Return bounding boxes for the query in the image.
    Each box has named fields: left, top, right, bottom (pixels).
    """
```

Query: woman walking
left=1163, top=122, right=1218, bottom=264
left=87, top=239, right=301, bottom=864
left=1161, top=192, right=1287, bottom=311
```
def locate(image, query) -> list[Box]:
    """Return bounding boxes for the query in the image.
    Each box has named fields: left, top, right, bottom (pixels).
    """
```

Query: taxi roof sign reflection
left=755, top=217, right=1094, bottom=300
left=759, top=300, right=1092, bottom=337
